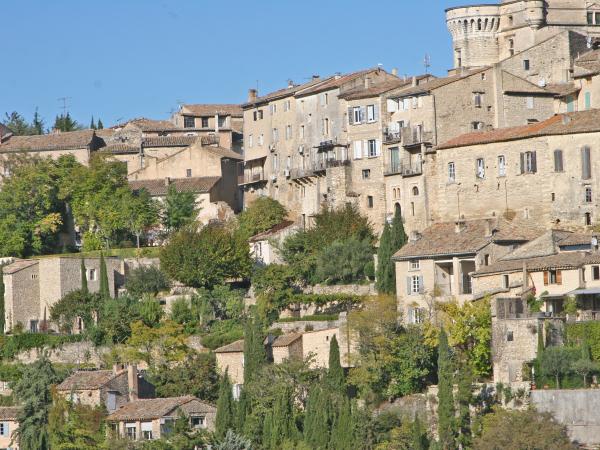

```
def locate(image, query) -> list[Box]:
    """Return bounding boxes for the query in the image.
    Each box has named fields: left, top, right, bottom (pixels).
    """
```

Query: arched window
left=395, top=203, right=402, bottom=216
left=412, top=186, right=419, bottom=196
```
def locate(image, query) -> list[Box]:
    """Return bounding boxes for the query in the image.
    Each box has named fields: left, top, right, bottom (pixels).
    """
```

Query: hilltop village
left=4, top=0, right=600, bottom=449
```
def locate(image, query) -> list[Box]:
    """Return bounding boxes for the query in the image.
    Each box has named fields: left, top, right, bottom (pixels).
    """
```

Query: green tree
left=216, top=430, right=253, bottom=450
left=80, top=258, right=88, bottom=294
left=540, top=346, right=578, bottom=388
left=48, top=393, right=104, bottom=450
left=252, top=264, right=298, bottom=322
left=243, top=317, right=266, bottom=385
left=53, top=113, right=82, bottom=132
left=2, top=112, right=36, bottom=135
left=473, top=409, right=576, bottom=450
left=327, top=335, right=345, bottom=390
left=124, top=265, right=170, bottom=297
left=160, top=225, right=252, bottom=289
left=170, top=298, right=194, bottom=326
left=329, top=397, right=354, bottom=450
left=90, top=116, right=96, bottom=130
left=237, top=197, right=287, bottom=240
left=97, top=119, right=104, bottom=130
left=161, top=185, right=198, bottom=232
left=138, top=295, right=164, bottom=327
left=215, top=373, right=236, bottom=439
left=91, top=294, right=141, bottom=345
left=99, top=252, right=110, bottom=299
left=572, top=358, right=597, bottom=388
left=268, top=385, right=297, bottom=448
left=0, top=263, right=5, bottom=335
left=456, top=365, right=473, bottom=449
left=303, top=385, right=330, bottom=449
left=314, top=238, right=374, bottom=284
left=11, top=356, right=61, bottom=450
left=376, top=208, right=407, bottom=295
left=120, top=320, right=187, bottom=368
left=437, top=329, right=455, bottom=450
left=49, top=290, right=102, bottom=333
left=32, top=109, right=45, bottom=135
left=126, top=188, right=159, bottom=247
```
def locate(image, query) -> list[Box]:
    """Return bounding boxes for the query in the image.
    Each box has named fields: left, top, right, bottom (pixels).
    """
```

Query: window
left=503, top=274, right=509, bottom=288
left=183, top=116, right=195, bottom=128
left=270, top=103, right=277, bottom=115
left=523, top=59, right=530, bottom=71
left=412, top=186, right=419, bottom=196
left=191, top=416, right=206, bottom=429
left=201, top=117, right=209, bottom=128
left=126, top=424, right=137, bottom=440
left=141, top=422, right=153, bottom=440
left=408, top=307, right=425, bottom=324
left=585, top=186, right=593, bottom=203
left=322, top=118, right=329, bottom=136
left=411, top=202, right=415, bottom=216
left=484, top=254, right=490, bottom=266
left=582, top=146, right=592, bottom=180
left=551, top=192, right=556, bottom=202
left=258, top=134, right=264, bottom=146
left=526, top=96, right=534, bottom=109
left=88, top=269, right=96, bottom=281
left=403, top=98, right=410, bottom=110
left=321, top=93, right=328, bottom=106
left=299, top=125, right=305, bottom=139
left=472, top=121, right=484, bottom=130
left=507, top=331, right=514, bottom=342
left=272, top=154, right=279, bottom=173
left=352, top=107, right=362, bottom=124
left=410, top=260, right=420, bottom=270
left=353, top=141, right=363, bottom=160
left=544, top=270, right=562, bottom=285
left=456, top=49, right=462, bottom=67
left=554, top=149, right=564, bottom=172
left=498, top=155, right=506, bottom=176
left=0, top=421, right=9, bottom=437
left=593, top=266, right=600, bottom=280
left=520, top=151, right=537, bottom=174
left=367, top=139, right=378, bottom=157
left=586, top=212, right=593, bottom=226
left=588, top=11, right=600, bottom=24
left=285, top=125, right=292, bottom=140
left=508, top=38, right=514, bottom=56
left=585, top=92, right=592, bottom=110
left=481, top=72, right=486, bottom=81
left=218, top=116, right=226, bottom=128
left=473, top=92, right=482, bottom=108
left=248, top=134, right=253, bottom=148
left=367, top=196, right=374, bottom=208
left=410, top=275, right=422, bottom=294
left=448, top=162, right=456, bottom=182
left=283, top=100, right=291, bottom=111
left=362, top=169, right=371, bottom=179
left=186, top=168, right=192, bottom=178
left=272, top=128, right=278, bottom=141
left=508, top=15, right=514, bottom=26
left=476, top=158, right=485, bottom=179
left=367, top=105, right=376, bottom=122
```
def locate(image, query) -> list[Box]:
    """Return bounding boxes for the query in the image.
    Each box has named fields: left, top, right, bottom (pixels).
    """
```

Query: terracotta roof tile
left=249, top=220, right=295, bottom=242
left=339, top=76, right=431, bottom=100
left=0, top=130, right=108, bottom=152
left=203, top=145, right=243, bottom=160
left=272, top=333, right=302, bottom=348
left=214, top=339, right=244, bottom=353
left=129, top=176, right=221, bottom=196
left=501, top=71, right=554, bottom=95
left=0, top=407, right=21, bottom=420
left=474, top=252, right=589, bottom=277
left=3, top=259, right=38, bottom=275
left=100, top=143, right=140, bottom=154
left=388, top=68, right=487, bottom=98
left=437, top=110, right=600, bottom=149
left=296, top=69, right=381, bottom=98
left=113, top=118, right=177, bottom=131
left=142, top=136, right=199, bottom=147
left=107, top=396, right=214, bottom=421
left=181, top=104, right=242, bottom=118
left=242, top=77, right=330, bottom=108
left=57, top=370, right=116, bottom=391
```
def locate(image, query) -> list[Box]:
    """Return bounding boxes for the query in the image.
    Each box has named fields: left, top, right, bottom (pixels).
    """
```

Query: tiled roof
left=0, top=407, right=21, bottom=420
left=249, top=220, right=295, bottom=242
left=107, top=396, right=214, bottom=421
left=57, top=370, right=116, bottom=391
left=558, top=232, right=595, bottom=247
left=214, top=339, right=244, bottom=353
left=393, top=219, right=541, bottom=260
left=338, top=76, right=431, bottom=101
left=113, top=118, right=177, bottom=131
left=129, top=176, right=221, bottom=196
left=437, top=110, right=600, bottom=149
left=388, top=68, right=487, bottom=98
left=142, top=136, right=199, bottom=147
left=203, top=145, right=243, bottom=160
left=0, top=130, right=104, bottom=152
left=242, top=77, right=330, bottom=108
left=180, top=104, right=242, bottom=118
left=574, top=48, right=600, bottom=77
left=501, top=71, right=553, bottom=95
left=100, top=143, right=140, bottom=154
left=272, top=333, right=302, bottom=348
left=474, top=252, right=590, bottom=277
left=296, top=69, right=381, bottom=98
left=545, top=83, right=580, bottom=98
left=3, top=259, right=38, bottom=275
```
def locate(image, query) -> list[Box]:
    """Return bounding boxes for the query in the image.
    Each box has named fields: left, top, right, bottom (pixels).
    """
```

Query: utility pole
left=424, top=54, right=431, bottom=75
left=57, top=97, right=72, bottom=116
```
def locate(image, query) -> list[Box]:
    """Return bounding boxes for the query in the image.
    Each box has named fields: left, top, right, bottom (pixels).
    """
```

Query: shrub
left=237, top=197, right=287, bottom=240
left=276, top=314, right=339, bottom=323
left=314, top=238, right=374, bottom=284
left=124, top=265, right=170, bottom=297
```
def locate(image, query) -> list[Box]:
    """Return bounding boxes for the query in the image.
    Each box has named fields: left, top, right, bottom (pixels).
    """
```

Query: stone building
left=106, top=396, right=216, bottom=440
left=446, top=0, right=600, bottom=71
left=2, top=256, right=123, bottom=333
left=249, top=220, right=297, bottom=266
left=214, top=340, right=245, bottom=389
left=0, top=406, right=20, bottom=450
left=0, top=124, right=13, bottom=143
left=56, top=365, right=155, bottom=413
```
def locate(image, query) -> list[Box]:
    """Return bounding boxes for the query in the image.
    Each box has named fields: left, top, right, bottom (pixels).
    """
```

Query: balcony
left=290, top=167, right=315, bottom=180
left=384, top=160, right=423, bottom=177
left=383, top=128, right=402, bottom=144
left=201, top=135, right=220, bottom=146
left=238, top=172, right=267, bottom=186
left=313, top=158, right=351, bottom=173
left=402, top=128, right=434, bottom=147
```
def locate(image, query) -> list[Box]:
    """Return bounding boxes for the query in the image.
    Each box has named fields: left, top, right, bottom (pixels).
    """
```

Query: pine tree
left=97, top=119, right=103, bottom=130
left=90, top=116, right=96, bottom=130
left=303, top=386, right=330, bottom=449
left=327, top=335, right=345, bottom=391
left=32, top=109, right=44, bottom=135
left=375, top=221, right=394, bottom=294
left=99, top=252, right=109, bottom=299
left=437, top=329, right=456, bottom=450
left=456, top=365, right=472, bottom=449
left=0, top=264, right=5, bottom=335
left=329, top=396, right=353, bottom=450
left=215, top=373, right=235, bottom=440
left=80, top=258, right=88, bottom=294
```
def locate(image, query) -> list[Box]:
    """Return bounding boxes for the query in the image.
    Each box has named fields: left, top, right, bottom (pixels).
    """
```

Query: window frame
left=498, top=155, right=506, bottom=177
left=367, top=139, right=377, bottom=158
left=411, top=275, right=421, bottom=294
left=201, top=117, right=210, bottom=128
left=476, top=158, right=485, bottom=179
left=448, top=161, right=456, bottom=183
left=183, top=116, right=195, bottom=128
left=410, top=260, right=420, bottom=271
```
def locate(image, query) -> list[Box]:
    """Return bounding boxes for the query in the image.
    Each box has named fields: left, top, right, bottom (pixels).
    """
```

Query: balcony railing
left=402, top=128, right=434, bottom=147
left=384, top=160, right=423, bottom=177
left=313, top=158, right=351, bottom=172
left=238, top=172, right=267, bottom=186
left=290, top=167, right=315, bottom=180
left=201, top=135, right=220, bottom=146
left=383, top=128, right=402, bottom=144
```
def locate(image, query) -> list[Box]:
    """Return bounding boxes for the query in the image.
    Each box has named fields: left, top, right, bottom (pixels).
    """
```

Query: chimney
left=312, top=75, right=320, bottom=80
left=287, top=79, right=294, bottom=88
left=484, top=218, right=494, bottom=238
left=392, top=68, right=398, bottom=76
left=412, top=76, right=417, bottom=87
left=364, top=77, right=372, bottom=89
left=561, top=114, right=571, bottom=125
left=112, top=363, right=125, bottom=375
left=247, top=89, right=258, bottom=102
left=455, top=220, right=466, bottom=234
left=128, top=364, right=139, bottom=402
left=164, top=177, right=171, bottom=187
left=409, top=231, right=421, bottom=242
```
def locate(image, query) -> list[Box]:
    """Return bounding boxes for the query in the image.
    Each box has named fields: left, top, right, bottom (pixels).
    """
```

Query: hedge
left=277, top=314, right=339, bottom=323
left=0, top=333, right=84, bottom=360
left=565, top=322, right=600, bottom=361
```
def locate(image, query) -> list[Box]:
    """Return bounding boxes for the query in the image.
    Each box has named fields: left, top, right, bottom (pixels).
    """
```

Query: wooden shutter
left=360, top=106, right=367, bottom=123
left=374, top=104, right=380, bottom=121
left=376, top=140, right=381, bottom=157
left=363, top=140, right=369, bottom=158
left=582, top=146, right=591, bottom=180
left=543, top=271, right=549, bottom=285
left=556, top=270, right=562, bottom=285
left=348, top=107, right=354, bottom=125
left=406, top=277, right=412, bottom=295
left=520, top=153, right=525, bottom=174
left=531, top=151, right=537, bottom=173
left=554, top=150, right=563, bottom=172
left=418, top=275, right=424, bottom=293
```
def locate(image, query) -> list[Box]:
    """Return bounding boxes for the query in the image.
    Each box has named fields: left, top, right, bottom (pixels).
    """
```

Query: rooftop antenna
left=57, top=97, right=72, bottom=116
left=423, top=54, right=431, bottom=74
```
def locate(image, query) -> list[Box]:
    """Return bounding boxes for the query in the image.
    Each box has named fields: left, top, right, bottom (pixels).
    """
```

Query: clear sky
left=0, top=0, right=471, bottom=128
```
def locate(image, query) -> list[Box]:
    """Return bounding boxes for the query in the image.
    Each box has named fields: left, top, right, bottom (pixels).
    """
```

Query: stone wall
left=4, top=263, right=40, bottom=332
left=16, top=341, right=108, bottom=366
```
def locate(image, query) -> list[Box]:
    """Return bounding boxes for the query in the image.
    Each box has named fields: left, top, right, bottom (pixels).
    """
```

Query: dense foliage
left=237, top=197, right=287, bottom=240
left=124, top=265, right=170, bottom=297
left=376, top=208, right=407, bottom=295
left=161, top=185, right=199, bottom=232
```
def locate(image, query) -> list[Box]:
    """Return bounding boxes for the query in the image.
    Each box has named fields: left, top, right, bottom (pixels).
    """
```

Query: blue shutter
left=406, top=277, right=411, bottom=295
left=418, top=276, right=424, bottom=294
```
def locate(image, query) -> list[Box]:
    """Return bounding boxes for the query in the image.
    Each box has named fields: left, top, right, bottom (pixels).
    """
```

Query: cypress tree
left=456, top=364, right=472, bottom=449
left=0, top=264, right=5, bottom=335
left=97, top=119, right=104, bottom=130
left=437, top=329, right=456, bottom=450
left=90, top=116, right=96, bottom=130
left=389, top=206, right=408, bottom=251
left=327, top=335, right=345, bottom=391
left=215, top=373, right=235, bottom=439
left=235, top=388, right=249, bottom=433
left=99, top=252, right=109, bottom=299
left=329, top=397, right=353, bottom=450
left=80, top=258, right=88, bottom=294
left=262, top=410, right=273, bottom=449
left=375, top=221, right=394, bottom=294
left=243, top=317, right=265, bottom=385
left=410, top=418, right=430, bottom=450
left=270, top=385, right=297, bottom=448
left=303, top=386, right=330, bottom=449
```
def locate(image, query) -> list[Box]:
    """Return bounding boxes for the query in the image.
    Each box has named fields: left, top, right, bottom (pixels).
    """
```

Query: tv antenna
left=423, top=54, right=431, bottom=74
left=57, top=97, right=72, bottom=116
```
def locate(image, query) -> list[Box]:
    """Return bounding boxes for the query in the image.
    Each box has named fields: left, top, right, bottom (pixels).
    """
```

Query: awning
left=566, top=287, right=600, bottom=296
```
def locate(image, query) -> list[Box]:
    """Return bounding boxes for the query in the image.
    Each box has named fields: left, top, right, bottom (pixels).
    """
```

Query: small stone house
left=56, top=365, right=154, bottom=413
left=249, top=220, right=296, bottom=266
left=214, top=340, right=244, bottom=388
left=106, top=396, right=216, bottom=441
left=0, top=406, right=20, bottom=450
left=271, top=333, right=303, bottom=364
left=2, top=256, right=123, bottom=333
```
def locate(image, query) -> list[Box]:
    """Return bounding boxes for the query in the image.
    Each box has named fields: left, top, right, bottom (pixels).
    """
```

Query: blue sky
left=0, top=0, right=470, bottom=128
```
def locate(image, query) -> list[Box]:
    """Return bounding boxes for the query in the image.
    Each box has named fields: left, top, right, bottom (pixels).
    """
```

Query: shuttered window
left=582, top=146, right=592, bottom=180
left=353, top=141, right=363, bottom=160
left=520, top=151, right=537, bottom=174
left=554, top=150, right=564, bottom=172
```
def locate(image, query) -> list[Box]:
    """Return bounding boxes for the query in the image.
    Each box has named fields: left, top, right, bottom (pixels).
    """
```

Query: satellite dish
left=538, top=78, right=547, bottom=87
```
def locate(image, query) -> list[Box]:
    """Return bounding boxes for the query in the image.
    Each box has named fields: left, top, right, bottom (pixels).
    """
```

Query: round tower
left=525, top=0, right=545, bottom=29
left=446, top=5, right=501, bottom=69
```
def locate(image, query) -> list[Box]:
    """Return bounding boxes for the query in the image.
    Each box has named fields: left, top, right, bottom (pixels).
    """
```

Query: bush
left=201, top=320, right=244, bottom=350
left=124, top=265, right=170, bottom=297
left=314, top=238, right=374, bottom=284
left=276, top=314, right=339, bottom=323
left=0, top=334, right=84, bottom=360
left=237, top=197, right=287, bottom=240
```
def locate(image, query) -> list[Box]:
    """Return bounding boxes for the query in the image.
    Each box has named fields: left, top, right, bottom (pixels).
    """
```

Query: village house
left=0, top=407, right=20, bottom=450
left=249, top=220, right=296, bottom=266
left=393, top=218, right=543, bottom=324
left=56, top=365, right=154, bottom=413
left=106, top=396, right=216, bottom=441
left=2, top=256, right=122, bottom=334
left=0, top=124, right=13, bottom=144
